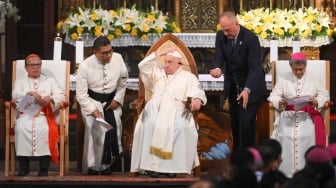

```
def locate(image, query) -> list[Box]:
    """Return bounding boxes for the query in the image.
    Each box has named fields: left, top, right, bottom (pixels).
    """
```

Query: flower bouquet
left=0, top=0, right=20, bottom=26
left=237, top=7, right=335, bottom=40
left=57, top=5, right=181, bottom=41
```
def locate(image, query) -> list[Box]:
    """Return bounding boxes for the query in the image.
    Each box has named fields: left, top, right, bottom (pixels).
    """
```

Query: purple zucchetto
left=306, top=147, right=331, bottom=163
left=327, top=143, right=336, bottom=159
left=291, top=52, right=307, bottom=61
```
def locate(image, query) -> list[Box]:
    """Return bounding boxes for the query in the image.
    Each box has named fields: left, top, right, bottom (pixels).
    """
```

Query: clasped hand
left=27, top=91, right=51, bottom=107
left=190, top=98, right=202, bottom=112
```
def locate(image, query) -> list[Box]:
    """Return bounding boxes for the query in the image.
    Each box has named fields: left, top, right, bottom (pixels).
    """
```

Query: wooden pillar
left=0, top=32, right=4, bottom=147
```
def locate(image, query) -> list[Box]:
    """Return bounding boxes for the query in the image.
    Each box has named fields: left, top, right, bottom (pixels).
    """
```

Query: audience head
left=327, top=143, right=336, bottom=166
left=229, top=148, right=255, bottom=170
left=257, top=138, right=282, bottom=172
left=289, top=52, right=307, bottom=79
left=247, top=147, right=263, bottom=171
left=93, top=36, right=113, bottom=64
left=164, top=50, right=182, bottom=75
left=219, top=12, right=239, bottom=39
left=302, top=145, right=335, bottom=188
left=259, top=169, right=288, bottom=188
left=24, top=53, right=42, bottom=78
left=305, top=146, right=331, bottom=164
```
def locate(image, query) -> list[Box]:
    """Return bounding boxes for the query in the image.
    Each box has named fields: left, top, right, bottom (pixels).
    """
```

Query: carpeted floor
left=0, top=161, right=198, bottom=188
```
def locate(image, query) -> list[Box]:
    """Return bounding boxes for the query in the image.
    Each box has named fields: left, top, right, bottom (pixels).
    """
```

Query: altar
left=65, top=32, right=332, bottom=48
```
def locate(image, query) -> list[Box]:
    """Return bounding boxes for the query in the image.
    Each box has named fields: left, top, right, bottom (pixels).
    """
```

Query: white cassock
left=268, top=71, right=329, bottom=177
left=76, top=53, right=128, bottom=172
left=130, top=53, right=207, bottom=174
left=12, top=75, right=65, bottom=157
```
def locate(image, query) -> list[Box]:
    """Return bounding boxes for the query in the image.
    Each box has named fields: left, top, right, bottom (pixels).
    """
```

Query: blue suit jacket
left=211, top=26, right=267, bottom=103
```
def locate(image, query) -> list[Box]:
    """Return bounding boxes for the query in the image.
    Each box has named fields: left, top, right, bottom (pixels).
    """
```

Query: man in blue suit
left=210, top=12, right=267, bottom=149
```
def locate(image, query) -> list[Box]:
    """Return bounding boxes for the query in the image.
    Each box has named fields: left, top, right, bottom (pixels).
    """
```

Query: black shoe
left=88, top=168, right=99, bottom=175
left=147, top=171, right=159, bottom=178
left=37, top=170, right=48, bottom=177
left=164, top=173, right=177, bottom=178
left=100, top=167, right=112, bottom=175
left=17, top=170, right=29, bottom=176
left=17, top=156, right=30, bottom=176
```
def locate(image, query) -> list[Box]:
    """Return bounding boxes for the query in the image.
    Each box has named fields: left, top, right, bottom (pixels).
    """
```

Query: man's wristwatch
left=243, top=87, right=251, bottom=94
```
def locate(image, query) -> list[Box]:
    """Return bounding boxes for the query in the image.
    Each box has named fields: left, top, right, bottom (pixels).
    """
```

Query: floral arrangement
left=236, top=7, right=335, bottom=39
left=57, top=5, right=181, bottom=41
left=0, top=0, right=20, bottom=26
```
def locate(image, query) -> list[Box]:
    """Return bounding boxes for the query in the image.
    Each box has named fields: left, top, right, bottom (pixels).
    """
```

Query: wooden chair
left=130, top=33, right=200, bottom=177
left=268, top=60, right=331, bottom=145
left=4, top=60, right=70, bottom=176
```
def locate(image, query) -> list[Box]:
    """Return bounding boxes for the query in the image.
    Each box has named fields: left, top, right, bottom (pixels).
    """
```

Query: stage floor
left=0, top=161, right=199, bottom=188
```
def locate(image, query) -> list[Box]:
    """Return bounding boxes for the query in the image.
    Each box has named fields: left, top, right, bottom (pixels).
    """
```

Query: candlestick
left=240, top=0, right=243, bottom=12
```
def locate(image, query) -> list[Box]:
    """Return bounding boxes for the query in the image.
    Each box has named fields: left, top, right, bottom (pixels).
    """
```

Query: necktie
left=231, top=39, right=236, bottom=48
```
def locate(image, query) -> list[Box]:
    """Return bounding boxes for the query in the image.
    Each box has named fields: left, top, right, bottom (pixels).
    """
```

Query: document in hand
left=17, top=95, right=42, bottom=116
left=95, top=117, right=113, bottom=132
left=283, top=95, right=313, bottom=111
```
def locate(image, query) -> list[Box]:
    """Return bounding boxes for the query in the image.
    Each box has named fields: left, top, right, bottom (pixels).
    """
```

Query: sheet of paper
left=95, top=117, right=113, bottom=132
left=17, top=95, right=42, bottom=116
left=283, top=95, right=312, bottom=111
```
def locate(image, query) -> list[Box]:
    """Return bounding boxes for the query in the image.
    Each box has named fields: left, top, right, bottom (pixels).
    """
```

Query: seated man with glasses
left=12, top=54, right=65, bottom=176
left=76, top=36, right=129, bottom=175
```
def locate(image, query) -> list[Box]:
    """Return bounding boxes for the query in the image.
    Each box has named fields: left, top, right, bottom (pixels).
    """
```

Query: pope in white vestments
left=268, top=52, right=329, bottom=178
left=76, top=36, right=128, bottom=175
left=130, top=49, right=207, bottom=178
left=12, top=54, right=65, bottom=176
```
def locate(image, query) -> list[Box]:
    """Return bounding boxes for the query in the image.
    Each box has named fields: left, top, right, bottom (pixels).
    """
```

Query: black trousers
left=228, top=89, right=261, bottom=149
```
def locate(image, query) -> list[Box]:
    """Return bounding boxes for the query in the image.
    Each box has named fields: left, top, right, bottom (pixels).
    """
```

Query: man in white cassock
left=130, top=48, right=207, bottom=178
left=76, top=36, right=129, bottom=175
left=13, top=54, right=65, bottom=176
left=268, top=52, right=330, bottom=178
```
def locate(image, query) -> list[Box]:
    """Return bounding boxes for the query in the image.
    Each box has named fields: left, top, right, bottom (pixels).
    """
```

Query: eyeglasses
left=26, top=63, right=42, bottom=68
left=99, top=49, right=113, bottom=56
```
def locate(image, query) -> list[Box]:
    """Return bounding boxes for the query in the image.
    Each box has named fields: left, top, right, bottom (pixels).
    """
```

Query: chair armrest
left=59, top=101, right=70, bottom=109
left=324, top=101, right=334, bottom=109
left=4, top=101, right=16, bottom=109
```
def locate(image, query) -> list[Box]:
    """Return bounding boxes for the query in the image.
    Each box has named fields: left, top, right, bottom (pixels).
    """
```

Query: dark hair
left=257, top=138, right=282, bottom=167
left=259, top=170, right=288, bottom=188
left=230, top=148, right=254, bottom=168
left=289, top=59, right=307, bottom=66
left=93, top=36, right=111, bottom=51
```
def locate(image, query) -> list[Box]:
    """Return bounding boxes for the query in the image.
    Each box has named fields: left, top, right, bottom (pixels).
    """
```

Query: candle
left=292, top=40, right=301, bottom=53
left=53, top=35, right=62, bottom=61
left=240, top=0, right=243, bottom=12
left=75, top=37, right=84, bottom=64
left=270, top=39, right=278, bottom=62
left=155, top=0, right=158, bottom=10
